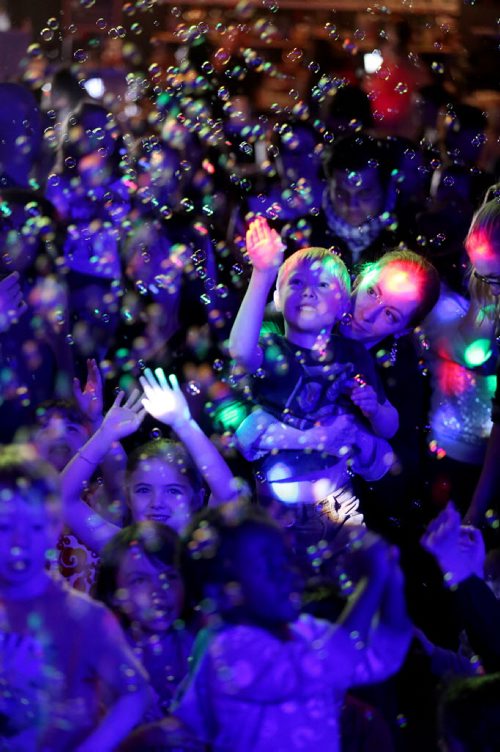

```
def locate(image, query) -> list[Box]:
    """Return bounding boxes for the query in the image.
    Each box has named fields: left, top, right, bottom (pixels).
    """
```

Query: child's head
left=183, top=503, right=300, bottom=630
left=30, top=400, right=89, bottom=471
left=0, top=445, right=61, bottom=595
left=275, top=249, right=351, bottom=337
left=126, top=439, right=205, bottom=534
left=95, top=521, right=184, bottom=635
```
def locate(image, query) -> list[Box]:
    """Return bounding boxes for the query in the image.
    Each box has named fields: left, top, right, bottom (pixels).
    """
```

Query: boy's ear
left=273, top=288, right=281, bottom=312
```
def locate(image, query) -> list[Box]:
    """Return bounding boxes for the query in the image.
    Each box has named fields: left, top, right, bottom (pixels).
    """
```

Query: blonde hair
left=276, top=248, right=351, bottom=313
left=465, top=186, right=500, bottom=314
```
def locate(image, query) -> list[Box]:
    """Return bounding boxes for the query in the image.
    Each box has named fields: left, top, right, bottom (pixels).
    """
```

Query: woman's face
left=115, top=545, right=184, bottom=633
left=346, top=263, right=421, bottom=347
left=127, top=457, right=201, bottom=534
left=329, top=166, right=385, bottom=227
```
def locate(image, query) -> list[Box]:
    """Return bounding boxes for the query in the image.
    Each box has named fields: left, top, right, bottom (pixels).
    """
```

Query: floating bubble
left=47, top=17, right=59, bottom=30
left=394, top=81, right=409, bottom=95
left=80, top=0, right=96, bottom=6
left=186, top=381, right=201, bottom=396
left=150, top=427, right=162, bottom=440
left=27, top=43, right=43, bottom=57
left=286, top=48, right=303, bottom=63
left=74, top=48, right=88, bottom=63
left=40, top=28, right=54, bottom=42
left=96, top=17, right=107, bottom=29
left=214, top=48, right=230, bottom=66
left=131, top=22, right=143, bottom=34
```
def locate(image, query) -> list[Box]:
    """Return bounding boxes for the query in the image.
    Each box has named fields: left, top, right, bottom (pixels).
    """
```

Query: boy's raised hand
left=140, top=368, right=191, bottom=430
left=100, top=389, right=146, bottom=442
left=246, top=216, right=285, bottom=273
left=73, top=358, right=104, bottom=427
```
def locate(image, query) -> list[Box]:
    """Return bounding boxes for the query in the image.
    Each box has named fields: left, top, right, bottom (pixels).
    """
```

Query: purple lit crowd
left=1, top=14, right=500, bottom=752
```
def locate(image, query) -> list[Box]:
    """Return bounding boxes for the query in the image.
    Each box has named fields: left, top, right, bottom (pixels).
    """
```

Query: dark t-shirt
left=251, top=331, right=384, bottom=430
left=241, top=332, right=387, bottom=493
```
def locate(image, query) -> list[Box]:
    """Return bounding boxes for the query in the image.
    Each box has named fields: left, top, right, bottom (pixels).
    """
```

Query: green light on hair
left=464, top=339, right=492, bottom=367
left=360, top=264, right=380, bottom=288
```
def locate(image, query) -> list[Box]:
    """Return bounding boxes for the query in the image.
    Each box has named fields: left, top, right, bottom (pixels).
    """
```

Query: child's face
left=128, top=458, right=200, bottom=534
left=0, top=490, right=58, bottom=593
left=33, top=412, right=88, bottom=472
left=277, top=261, right=345, bottom=340
left=348, top=263, right=419, bottom=346
left=115, top=545, right=184, bottom=634
left=232, top=525, right=300, bottom=628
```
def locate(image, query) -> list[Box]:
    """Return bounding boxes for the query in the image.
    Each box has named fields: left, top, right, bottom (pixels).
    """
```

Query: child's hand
left=348, top=378, right=380, bottom=419
left=100, top=389, right=146, bottom=442
left=140, top=368, right=191, bottom=430
left=0, top=271, right=27, bottom=332
left=73, top=358, right=104, bottom=427
left=246, top=216, right=285, bottom=273
left=421, top=502, right=486, bottom=585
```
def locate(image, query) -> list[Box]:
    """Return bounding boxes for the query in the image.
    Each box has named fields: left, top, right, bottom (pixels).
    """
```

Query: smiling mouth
left=147, top=514, right=172, bottom=522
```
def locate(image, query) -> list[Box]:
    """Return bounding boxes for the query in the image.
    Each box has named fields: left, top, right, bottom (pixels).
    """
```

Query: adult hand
left=73, top=358, right=104, bottom=427
left=421, top=502, right=486, bottom=586
left=311, top=414, right=358, bottom=457
left=140, top=368, right=191, bottom=430
left=246, top=216, right=285, bottom=273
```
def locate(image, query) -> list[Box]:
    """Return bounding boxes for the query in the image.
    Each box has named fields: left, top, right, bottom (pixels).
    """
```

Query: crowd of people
left=1, top=15, right=500, bottom=751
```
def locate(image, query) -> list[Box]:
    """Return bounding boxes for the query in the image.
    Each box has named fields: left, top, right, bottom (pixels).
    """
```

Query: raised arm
left=140, top=368, right=242, bottom=504
left=466, top=422, right=500, bottom=526
left=337, top=531, right=412, bottom=683
left=228, top=217, right=285, bottom=373
left=73, top=358, right=128, bottom=521
left=60, top=390, right=146, bottom=552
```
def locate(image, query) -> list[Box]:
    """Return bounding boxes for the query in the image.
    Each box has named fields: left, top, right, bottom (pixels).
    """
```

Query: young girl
left=95, top=521, right=194, bottom=716
left=60, top=368, right=242, bottom=554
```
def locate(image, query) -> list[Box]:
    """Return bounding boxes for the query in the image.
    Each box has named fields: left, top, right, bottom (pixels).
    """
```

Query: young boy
left=229, top=217, right=393, bottom=539
left=170, top=504, right=412, bottom=752
left=0, top=445, right=151, bottom=751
